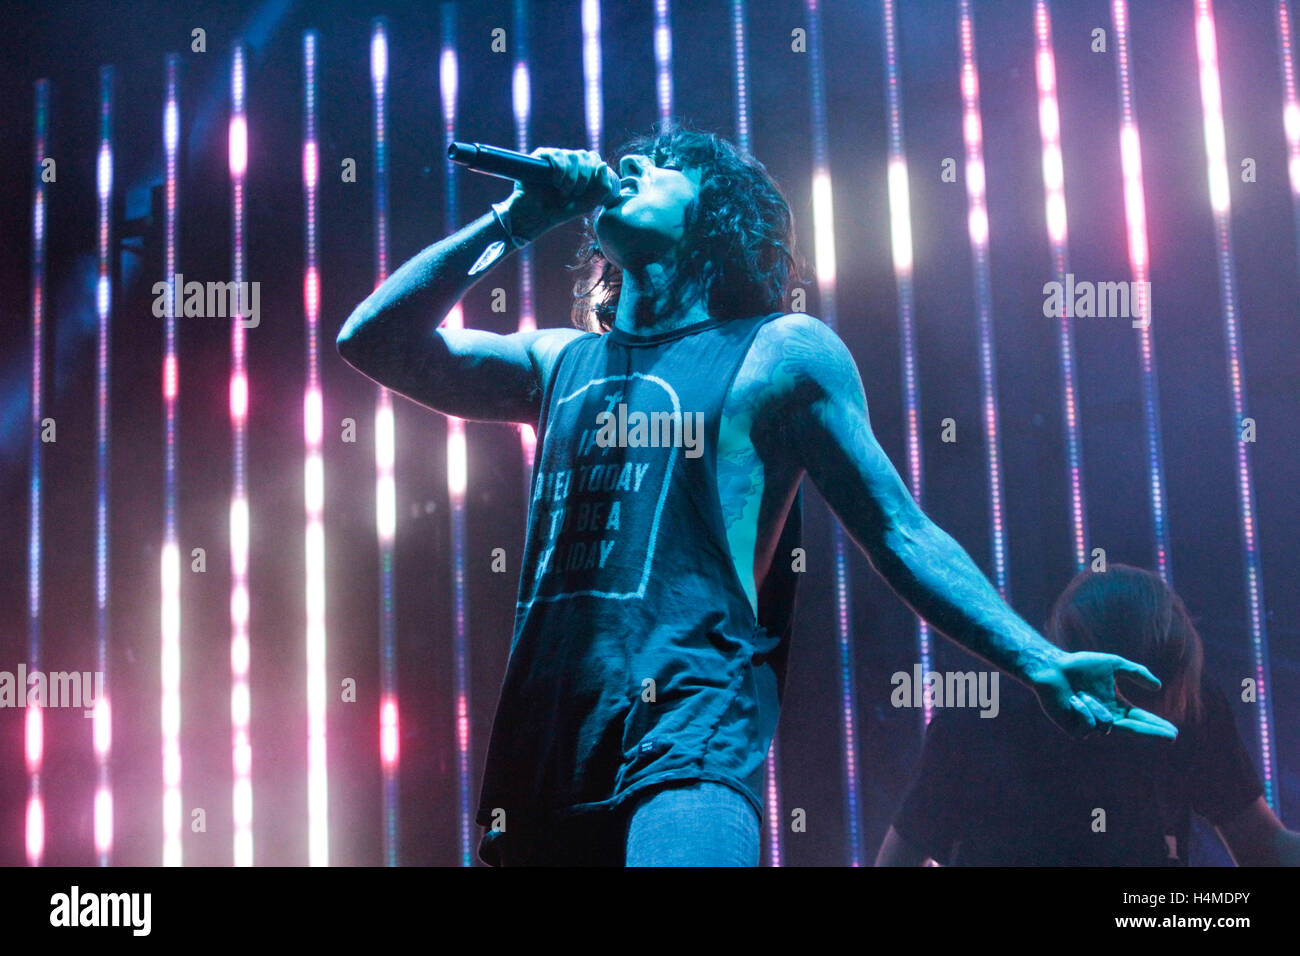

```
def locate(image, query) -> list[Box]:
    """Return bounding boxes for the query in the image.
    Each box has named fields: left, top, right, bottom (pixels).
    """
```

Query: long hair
left=569, top=119, right=803, bottom=332
left=1046, top=565, right=1205, bottom=727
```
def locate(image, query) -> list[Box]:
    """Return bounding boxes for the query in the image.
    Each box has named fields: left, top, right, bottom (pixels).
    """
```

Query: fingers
left=1113, top=658, right=1162, bottom=692
left=1114, top=705, right=1178, bottom=740
left=576, top=151, right=615, bottom=200
left=515, top=148, right=613, bottom=231
left=534, top=148, right=607, bottom=197
left=1064, top=692, right=1114, bottom=739
left=527, top=147, right=563, bottom=188
left=1054, top=693, right=1097, bottom=737
left=558, top=150, right=587, bottom=194
left=596, top=161, right=619, bottom=199
left=1073, top=692, right=1178, bottom=741
left=1078, top=693, right=1114, bottom=735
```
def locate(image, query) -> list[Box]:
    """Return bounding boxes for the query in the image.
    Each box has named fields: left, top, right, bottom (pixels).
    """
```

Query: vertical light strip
left=27, top=79, right=49, bottom=868
left=882, top=0, right=933, bottom=726
left=1279, top=0, right=1300, bottom=275
left=370, top=18, right=400, bottom=867
left=654, top=0, right=673, bottom=123
left=730, top=0, right=782, bottom=867
left=1034, top=1, right=1089, bottom=571
left=513, top=0, right=538, bottom=495
left=805, top=0, right=862, bottom=867
left=302, top=31, right=329, bottom=866
left=94, top=65, right=114, bottom=866
left=161, top=53, right=183, bottom=868
left=761, top=737, right=783, bottom=868
left=582, top=0, right=603, bottom=153
left=440, top=2, right=474, bottom=866
left=957, top=1, right=1010, bottom=599
left=1111, top=0, right=1172, bottom=583
left=730, top=0, right=751, bottom=152
left=229, top=43, right=254, bottom=868
left=1194, top=0, right=1278, bottom=812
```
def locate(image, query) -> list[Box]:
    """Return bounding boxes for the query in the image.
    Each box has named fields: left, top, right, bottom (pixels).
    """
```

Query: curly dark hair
left=568, top=119, right=803, bottom=332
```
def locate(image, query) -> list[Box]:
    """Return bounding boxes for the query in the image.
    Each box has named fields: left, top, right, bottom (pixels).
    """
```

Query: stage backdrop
left=0, top=0, right=1296, bottom=866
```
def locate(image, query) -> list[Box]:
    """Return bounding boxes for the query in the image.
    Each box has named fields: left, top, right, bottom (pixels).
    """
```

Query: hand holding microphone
left=449, top=142, right=621, bottom=243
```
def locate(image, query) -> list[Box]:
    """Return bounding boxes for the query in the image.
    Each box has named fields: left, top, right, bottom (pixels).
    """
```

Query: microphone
left=447, top=141, right=551, bottom=182
left=447, top=141, right=621, bottom=205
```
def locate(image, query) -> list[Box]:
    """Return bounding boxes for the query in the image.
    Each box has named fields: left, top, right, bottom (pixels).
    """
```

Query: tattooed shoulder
left=732, top=311, right=849, bottom=423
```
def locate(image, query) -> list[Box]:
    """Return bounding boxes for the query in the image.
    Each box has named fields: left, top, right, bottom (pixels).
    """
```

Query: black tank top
left=476, top=311, right=802, bottom=865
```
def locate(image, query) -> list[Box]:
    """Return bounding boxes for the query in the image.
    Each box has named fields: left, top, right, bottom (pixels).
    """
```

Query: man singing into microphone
left=337, top=121, right=1176, bottom=867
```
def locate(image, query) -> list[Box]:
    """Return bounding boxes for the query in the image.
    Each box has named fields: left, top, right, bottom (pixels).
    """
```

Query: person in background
left=876, top=564, right=1299, bottom=867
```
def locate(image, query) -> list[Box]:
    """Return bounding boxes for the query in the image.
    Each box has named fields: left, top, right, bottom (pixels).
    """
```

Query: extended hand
left=1028, top=651, right=1178, bottom=740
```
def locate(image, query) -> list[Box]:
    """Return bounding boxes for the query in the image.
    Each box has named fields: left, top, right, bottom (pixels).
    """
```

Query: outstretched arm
left=781, top=314, right=1176, bottom=739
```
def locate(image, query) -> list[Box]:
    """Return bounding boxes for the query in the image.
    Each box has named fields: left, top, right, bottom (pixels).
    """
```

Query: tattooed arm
left=338, top=147, right=612, bottom=423
left=336, top=209, right=582, bottom=423
left=776, top=313, right=1177, bottom=740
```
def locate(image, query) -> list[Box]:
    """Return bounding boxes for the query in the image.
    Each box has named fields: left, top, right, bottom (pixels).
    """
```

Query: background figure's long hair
left=1047, top=565, right=1205, bottom=727
left=569, top=119, right=803, bottom=332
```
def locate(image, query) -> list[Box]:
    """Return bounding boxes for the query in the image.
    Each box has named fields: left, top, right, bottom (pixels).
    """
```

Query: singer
left=336, top=120, right=1177, bottom=867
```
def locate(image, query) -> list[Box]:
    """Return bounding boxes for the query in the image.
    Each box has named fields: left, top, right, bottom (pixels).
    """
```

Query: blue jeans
left=624, top=781, right=761, bottom=867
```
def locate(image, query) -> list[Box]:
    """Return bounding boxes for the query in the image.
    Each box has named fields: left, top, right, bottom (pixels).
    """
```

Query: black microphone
left=447, top=141, right=552, bottom=182
left=447, top=141, right=621, bottom=205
